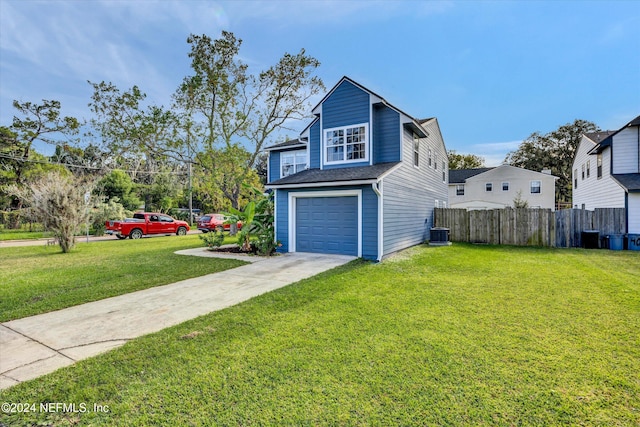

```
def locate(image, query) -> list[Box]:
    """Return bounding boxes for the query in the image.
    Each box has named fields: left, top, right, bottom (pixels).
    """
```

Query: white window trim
left=485, top=182, right=493, bottom=192
left=323, top=123, right=369, bottom=166
left=413, top=133, right=420, bottom=168
left=456, top=184, right=465, bottom=196
left=502, top=182, right=510, bottom=191
left=530, top=180, right=541, bottom=194
left=280, top=149, right=308, bottom=178
left=288, top=189, right=362, bottom=257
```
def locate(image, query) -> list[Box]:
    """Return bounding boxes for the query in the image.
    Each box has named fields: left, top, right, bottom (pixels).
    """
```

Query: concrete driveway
left=0, top=250, right=355, bottom=389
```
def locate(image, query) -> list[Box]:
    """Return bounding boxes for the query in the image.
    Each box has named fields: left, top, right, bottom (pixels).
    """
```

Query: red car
left=106, top=212, right=190, bottom=239
left=197, top=213, right=242, bottom=233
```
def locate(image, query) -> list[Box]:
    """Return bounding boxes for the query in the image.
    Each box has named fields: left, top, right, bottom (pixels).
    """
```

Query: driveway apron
left=0, top=251, right=355, bottom=389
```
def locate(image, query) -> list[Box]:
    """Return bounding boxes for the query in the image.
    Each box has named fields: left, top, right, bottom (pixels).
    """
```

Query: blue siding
left=274, top=185, right=379, bottom=260
left=323, top=80, right=370, bottom=130
left=275, top=190, right=289, bottom=253
left=361, top=186, right=378, bottom=260
left=268, top=151, right=280, bottom=183
left=310, top=120, right=321, bottom=169
left=373, top=105, right=401, bottom=164
left=323, top=161, right=370, bottom=170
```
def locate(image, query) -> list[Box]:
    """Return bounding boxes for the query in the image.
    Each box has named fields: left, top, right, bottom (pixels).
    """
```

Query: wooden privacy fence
left=433, top=208, right=626, bottom=248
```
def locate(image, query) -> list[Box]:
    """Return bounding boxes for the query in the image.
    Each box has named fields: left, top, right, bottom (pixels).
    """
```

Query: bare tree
left=8, top=171, right=94, bottom=252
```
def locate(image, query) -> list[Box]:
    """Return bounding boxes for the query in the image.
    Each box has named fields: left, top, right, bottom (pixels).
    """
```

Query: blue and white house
left=265, top=77, right=448, bottom=261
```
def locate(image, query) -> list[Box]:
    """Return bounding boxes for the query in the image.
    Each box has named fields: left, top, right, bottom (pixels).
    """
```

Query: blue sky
left=1, top=0, right=639, bottom=165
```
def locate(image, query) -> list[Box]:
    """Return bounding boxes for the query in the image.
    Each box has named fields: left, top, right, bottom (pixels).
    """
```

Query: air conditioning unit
left=429, top=227, right=451, bottom=246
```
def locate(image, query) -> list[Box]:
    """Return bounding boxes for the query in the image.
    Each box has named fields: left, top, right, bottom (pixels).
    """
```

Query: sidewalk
left=0, top=250, right=355, bottom=389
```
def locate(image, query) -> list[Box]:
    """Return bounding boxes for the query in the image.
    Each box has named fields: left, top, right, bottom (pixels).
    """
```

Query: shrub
left=199, top=230, right=225, bottom=249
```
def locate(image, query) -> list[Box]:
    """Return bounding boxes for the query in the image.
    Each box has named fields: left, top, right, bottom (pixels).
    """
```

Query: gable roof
left=266, top=162, right=401, bottom=188
left=449, top=165, right=558, bottom=184
left=448, top=168, right=494, bottom=184
left=312, top=76, right=431, bottom=138
left=589, top=114, right=640, bottom=154
left=584, top=131, right=615, bottom=144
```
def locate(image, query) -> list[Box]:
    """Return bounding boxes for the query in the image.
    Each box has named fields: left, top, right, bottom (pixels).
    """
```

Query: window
left=442, top=162, right=446, bottom=182
left=281, top=150, right=307, bottom=178
left=486, top=182, right=493, bottom=192
left=597, top=153, right=602, bottom=178
left=456, top=184, right=465, bottom=196
left=531, top=180, right=541, bottom=194
left=582, top=164, right=585, bottom=180
left=413, top=133, right=420, bottom=167
left=325, top=124, right=368, bottom=164
left=442, top=201, right=447, bottom=208
left=435, top=199, right=439, bottom=208
left=428, top=148, right=432, bottom=167
left=574, top=169, right=578, bottom=189
left=586, top=160, right=590, bottom=178
left=434, top=153, right=438, bottom=170
left=502, top=182, right=509, bottom=191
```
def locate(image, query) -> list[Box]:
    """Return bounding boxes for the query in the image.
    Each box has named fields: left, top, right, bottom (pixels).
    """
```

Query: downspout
left=372, top=181, right=383, bottom=262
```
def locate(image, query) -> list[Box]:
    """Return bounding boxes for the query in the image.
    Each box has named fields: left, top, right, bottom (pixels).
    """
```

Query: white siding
left=450, top=165, right=557, bottom=210
left=572, top=136, right=625, bottom=209
left=382, top=119, right=448, bottom=256
left=629, top=193, right=640, bottom=234
left=612, top=127, right=640, bottom=174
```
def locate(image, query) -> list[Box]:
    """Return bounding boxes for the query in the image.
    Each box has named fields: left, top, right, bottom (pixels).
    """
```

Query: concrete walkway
left=0, top=250, right=355, bottom=389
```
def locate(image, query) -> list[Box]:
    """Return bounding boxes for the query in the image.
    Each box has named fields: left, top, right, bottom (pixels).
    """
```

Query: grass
left=1, top=244, right=639, bottom=426
left=0, top=234, right=244, bottom=322
left=0, top=226, right=52, bottom=241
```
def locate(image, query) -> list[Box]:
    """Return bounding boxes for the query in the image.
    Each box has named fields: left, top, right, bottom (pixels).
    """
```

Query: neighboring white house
left=448, top=165, right=558, bottom=210
left=572, top=115, right=640, bottom=233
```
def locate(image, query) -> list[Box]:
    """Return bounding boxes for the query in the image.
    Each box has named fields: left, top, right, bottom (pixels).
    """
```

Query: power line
left=0, top=153, right=190, bottom=176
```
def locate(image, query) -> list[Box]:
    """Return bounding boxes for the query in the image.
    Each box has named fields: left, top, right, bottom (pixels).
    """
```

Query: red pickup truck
left=106, top=212, right=190, bottom=239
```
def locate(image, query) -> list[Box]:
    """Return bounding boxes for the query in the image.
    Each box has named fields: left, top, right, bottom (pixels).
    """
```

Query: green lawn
left=1, top=244, right=639, bottom=426
left=0, top=234, right=244, bottom=322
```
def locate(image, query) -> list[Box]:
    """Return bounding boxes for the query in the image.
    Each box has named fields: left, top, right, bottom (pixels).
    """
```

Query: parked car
left=197, top=213, right=242, bottom=233
left=106, top=212, right=190, bottom=239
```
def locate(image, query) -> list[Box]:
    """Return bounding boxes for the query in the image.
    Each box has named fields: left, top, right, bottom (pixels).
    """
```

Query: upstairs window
left=281, top=150, right=307, bottom=178
left=502, top=182, right=509, bottom=191
left=428, top=148, right=432, bottom=167
left=597, top=153, right=603, bottom=178
left=574, top=169, right=578, bottom=189
left=456, top=184, right=465, bottom=196
left=413, top=133, right=420, bottom=167
left=582, top=164, right=585, bottom=180
left=434, top=153, right=438, bottom=170
left=531, top=180, right=541, bottom=194
left=486, top=182, right=493, bottom=192
left=586, top=160, right=590, bottom=178
left=442, top=161, right=446, bottom=182
left=325, top=124, right=368, bottom=164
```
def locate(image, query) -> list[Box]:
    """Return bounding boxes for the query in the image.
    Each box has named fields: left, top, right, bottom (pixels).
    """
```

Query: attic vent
left=541, top=169, right=552, bottom=175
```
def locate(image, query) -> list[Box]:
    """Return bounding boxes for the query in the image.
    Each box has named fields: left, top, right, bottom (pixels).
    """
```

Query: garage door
left=295, top=196, right=358, bottom=256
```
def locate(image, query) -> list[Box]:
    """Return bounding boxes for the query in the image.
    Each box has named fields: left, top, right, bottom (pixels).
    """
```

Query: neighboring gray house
left=572, top=115, right=640, bottom=233
left=448, top=165, right=558, bottom=210
left=265, top=76, right=448, bottom=261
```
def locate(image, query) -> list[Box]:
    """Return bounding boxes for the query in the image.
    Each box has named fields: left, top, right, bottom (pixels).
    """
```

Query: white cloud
left=470, top=140, right=522, bottom=167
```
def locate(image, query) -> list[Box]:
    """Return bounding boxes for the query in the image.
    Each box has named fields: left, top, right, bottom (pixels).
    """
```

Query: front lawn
left=1, top=244, right=638, bottom=425
left=0, top=234, right=245, bottom=322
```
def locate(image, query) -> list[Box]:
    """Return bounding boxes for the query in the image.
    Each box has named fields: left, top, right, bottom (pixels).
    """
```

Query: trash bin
left=627, top=234, right=640, bottom=251
left=607, top=234, right=624, bottom=250
left=581, top=230, right=600, bottom=249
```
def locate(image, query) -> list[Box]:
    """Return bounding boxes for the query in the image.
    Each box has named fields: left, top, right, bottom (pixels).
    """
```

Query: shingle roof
left=612, top=174, right=640, bottom=192
left=590, top=115, right=640, bottom=154
left=267, top=162, right=401, bottom=187
left=584, top=131, right=615, bottom=144
left=263, top=139, right=306, bottom=151
left=448, top=168, right=494, bottom=184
